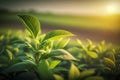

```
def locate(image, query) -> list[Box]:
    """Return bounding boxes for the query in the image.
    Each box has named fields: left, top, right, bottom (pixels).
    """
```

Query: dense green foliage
left=0, top=15, right=120, bottom=80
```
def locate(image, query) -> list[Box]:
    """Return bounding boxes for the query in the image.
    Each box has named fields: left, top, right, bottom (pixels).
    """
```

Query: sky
left=0, top=0, right=120, bottom=15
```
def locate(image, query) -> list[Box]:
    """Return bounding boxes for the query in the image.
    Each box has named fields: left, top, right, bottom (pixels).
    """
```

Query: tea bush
left=0, top=15, right=120, bottom=80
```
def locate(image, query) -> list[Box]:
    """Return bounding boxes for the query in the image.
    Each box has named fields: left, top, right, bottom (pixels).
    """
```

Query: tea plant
left=67, top=39, right=120, bottom=80
left=0, top=14, right=120, bottom=80
left=0, top=30, right=26, bottom=80
left=0, top=15, right=77, bottom=80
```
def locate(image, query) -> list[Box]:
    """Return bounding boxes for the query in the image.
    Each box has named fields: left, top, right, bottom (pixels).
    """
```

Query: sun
left=105, top=2, right=119, bottom=15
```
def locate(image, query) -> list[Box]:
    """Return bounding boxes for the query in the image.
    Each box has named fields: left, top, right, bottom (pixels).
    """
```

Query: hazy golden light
left=105, top=2, right=119, bottom=15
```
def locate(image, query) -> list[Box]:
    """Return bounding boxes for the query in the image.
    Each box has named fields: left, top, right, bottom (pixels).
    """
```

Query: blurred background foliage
left=0, top=0, right=120, bottom=44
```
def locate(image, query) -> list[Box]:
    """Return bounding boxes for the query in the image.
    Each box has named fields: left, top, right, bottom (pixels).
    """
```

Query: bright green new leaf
left=86, top=51, right=98, bottom=58
left=18, top=15, right=41, bottom=38
left=6, top=49, right=13, bottom=60
left=87, top=39, right=93, bottom=46
left=49, top=60, right=61, bottom=69
left=100, top=40, right=105, bottom=46
left=13, top=48, right=19, bottom=53
left=109, top=52, right=115, bottom=62
left=69, top=63, right=80, bottom=80
left=87, top=39, right=95, bottom=50
left=77, top=39, right=87, bottom=51
left=80, top=69, right=95, bottom=79
left=85, top=76, right=104, bottom=80
left=43, top=30, right=74, bottom=41
left=54, top=74, right=64, bottom=80
left=55, top=38, right=70, bottom=49
left=97, top=40, right=106, bottom=53
left=0, top=35, right=4, bottom=40
left=76, top=39, right=82, bottom=45
left=104, top=57, right=115, bottom=68
left=97, top=45, right=103, bottom=53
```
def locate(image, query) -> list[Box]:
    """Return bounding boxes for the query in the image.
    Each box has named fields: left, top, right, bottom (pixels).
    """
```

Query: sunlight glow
left=105, top=2, right=119, bottom=15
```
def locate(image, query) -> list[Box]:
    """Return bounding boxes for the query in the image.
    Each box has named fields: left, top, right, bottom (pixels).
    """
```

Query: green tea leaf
left=54, top=38, right=70, bottom=49
left=78, top=64, right=87, bottom=69
left=87, top=39, right=93, bottom=46
left=109, top=52, right=115, bottom=62
left=13, top=48, right=19, bottom=53
left=18, top=15, right=41, bottom=38
left=49, top=60, right=61, bottom=69
left=103, top=67, right=112, bottom=72
left=97, top=40, right=106, bottom=53
left=86, top=51, right=98, bottom=58
left=87, top=39, right=95, bottom=50
left=69, top=63, right=80, bottom=80
left=77, top=39, right=87, bottom=51
left=43, top=30, right=74, bottom=41
left=54, top=74, right=64, bottom=80
left=0, top=35, right=4, bottom=40
left=104, top=57, right=115, bottom=68
left=76, top=39, right=82, bottom=45
left=38, top=60, right=54, bottom=80
left=26, top=53, right=35, bottom=62
left=6, top=49, right=13, bottom=60
left=100, top=40, right=105, bottom=46
left=53, top=67, right=68, bottom=72
left=80, top=69, right=95, bottom=79
left=4, top=61, right=35, bottom=72
left=97, top=45, right=103, bottom=53
left=85, top=76, right=104, bottom=80
left=55, top=49, right=77, bottom=60
left=41, top=50, right=63, bottom=59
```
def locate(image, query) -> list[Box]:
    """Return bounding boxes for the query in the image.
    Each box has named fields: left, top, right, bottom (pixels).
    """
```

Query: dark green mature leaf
left=43, top=30, right=74, bottom=41
left=4, top=61, right=35, bottom=72
left=0, top=56, right=9, bottom=64
left=104, top=57, right=115, bottom=68
left=18, top=15, right=41, bottom=38
left=78, top=64, right=88, bottom=70
left=40, top=48, right=64, bottom=59
left=85, top=76, right=104, bottom=80
left=38, top=60, right=54, bottom=80
left=102, top=67, right=112, bottom=72
left=69, top=63, right=80, bottom=80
